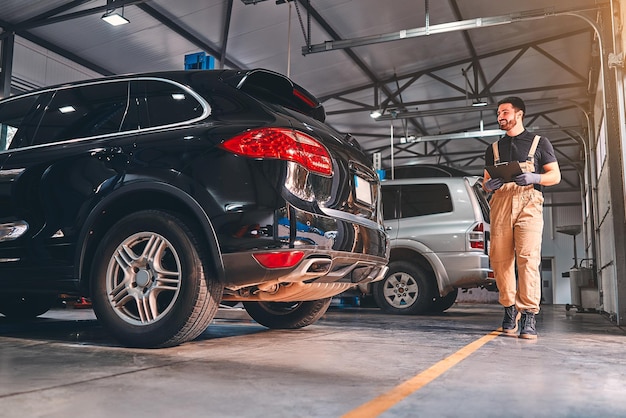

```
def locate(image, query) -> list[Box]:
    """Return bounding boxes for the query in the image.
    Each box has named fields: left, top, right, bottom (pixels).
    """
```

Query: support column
left=601, top=7, right=626, bottom=325
left=0, top=32, right=15, bottom=99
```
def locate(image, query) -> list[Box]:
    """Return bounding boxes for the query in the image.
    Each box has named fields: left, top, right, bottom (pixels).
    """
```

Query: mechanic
left=482, top=96, right=561, bottom=339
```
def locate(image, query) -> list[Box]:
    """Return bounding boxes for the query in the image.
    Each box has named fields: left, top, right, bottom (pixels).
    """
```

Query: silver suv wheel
left=373, top=261, right=434, bottom=315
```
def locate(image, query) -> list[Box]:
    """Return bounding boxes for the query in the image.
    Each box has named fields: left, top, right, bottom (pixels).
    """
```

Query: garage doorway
left=541, top=257, right=554, bottom=305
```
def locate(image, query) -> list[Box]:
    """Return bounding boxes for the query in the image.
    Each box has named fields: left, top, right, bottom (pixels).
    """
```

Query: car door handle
left=90, top=147, right=123, bottom=158
left=385, top=226, right=393, bottom=231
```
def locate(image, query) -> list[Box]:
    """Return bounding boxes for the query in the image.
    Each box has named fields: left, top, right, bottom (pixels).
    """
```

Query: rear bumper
left=218, top=201, right=390, bottom=288
left=437, top=251, right=494, bottom=289
left=223, top=248, right=389, bottom=289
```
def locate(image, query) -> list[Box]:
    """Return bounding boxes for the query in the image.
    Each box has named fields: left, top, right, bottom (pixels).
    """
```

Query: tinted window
left=399, top=184, right=453, bottom=218
left=0, top=94, right=41, bottom=150
left=381, top=186, right=399, bottom=221
left=133, top=80, right=203, bottom=128
left=473, top=182, right=491, bottom=223
left=32, top=82, right=130, bottom=145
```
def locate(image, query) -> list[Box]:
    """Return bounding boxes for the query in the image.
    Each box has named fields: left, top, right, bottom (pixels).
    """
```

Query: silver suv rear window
left=382, top=184, right=453, bottom=220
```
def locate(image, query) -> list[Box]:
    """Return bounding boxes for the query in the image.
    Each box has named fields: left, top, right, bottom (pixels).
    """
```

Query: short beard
left=499, top=119, right=517, bottom=131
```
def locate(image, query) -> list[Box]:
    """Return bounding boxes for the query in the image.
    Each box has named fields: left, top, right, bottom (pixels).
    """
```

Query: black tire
left=0, top=293, right=58, bottom=319
left=243, top=298, right=332, bottom=329
left=430, top=288, right=458, bottom=313
left=90, top=210, right=223, bottom=348
left=372, top=261, right=434, bottom=315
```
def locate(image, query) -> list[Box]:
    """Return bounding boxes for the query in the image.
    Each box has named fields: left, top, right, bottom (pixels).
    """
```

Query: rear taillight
left=469, top=222, right=485, bottom=250
left=252, top=251, right=305, bottom=269
left=221, top=128, right=332, bottom=176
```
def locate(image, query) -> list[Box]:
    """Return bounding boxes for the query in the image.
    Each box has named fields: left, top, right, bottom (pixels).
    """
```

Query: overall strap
left=526, top=135, right=541, bottom=163
left=492, top=141, right=501, bottom=164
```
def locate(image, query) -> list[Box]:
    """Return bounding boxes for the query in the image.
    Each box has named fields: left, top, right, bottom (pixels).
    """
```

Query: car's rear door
left=0, top=92, right=48, bottom=252
left=381, top=184, right=399, bottom=240
left=0, top=82, right=133, bottom=277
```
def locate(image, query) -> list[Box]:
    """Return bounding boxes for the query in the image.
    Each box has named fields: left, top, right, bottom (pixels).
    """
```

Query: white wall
left=542, top=192, right=586, bottom=304
left=588, top=0, right=622, bottom=317
left=10, top=36, right=101, bottom=92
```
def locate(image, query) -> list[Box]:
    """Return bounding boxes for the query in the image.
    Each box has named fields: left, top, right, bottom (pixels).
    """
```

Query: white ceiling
left=0, top=0, right=606, bottom=192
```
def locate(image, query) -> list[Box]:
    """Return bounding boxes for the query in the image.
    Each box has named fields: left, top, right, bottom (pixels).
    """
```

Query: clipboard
left=486, top=161, right=523, bottom=182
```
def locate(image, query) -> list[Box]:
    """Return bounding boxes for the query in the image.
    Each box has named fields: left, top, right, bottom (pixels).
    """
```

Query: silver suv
left=360, top=175, right=494, bottom=314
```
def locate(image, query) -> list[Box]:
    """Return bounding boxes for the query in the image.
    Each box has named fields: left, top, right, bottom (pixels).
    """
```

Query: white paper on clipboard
left=486, top=161, right=523, bottom=183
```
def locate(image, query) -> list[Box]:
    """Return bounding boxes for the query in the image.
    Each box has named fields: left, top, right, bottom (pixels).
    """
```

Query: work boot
left=501, top=305, right=520, bottom=336
left=519, top=311, right=538, bottom=339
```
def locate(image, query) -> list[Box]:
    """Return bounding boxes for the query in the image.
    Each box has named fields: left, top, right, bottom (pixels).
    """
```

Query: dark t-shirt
left=484, top=129, right=557, bottom=191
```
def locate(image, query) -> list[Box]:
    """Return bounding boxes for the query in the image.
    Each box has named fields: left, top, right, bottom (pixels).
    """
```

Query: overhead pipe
left=301, top=6, right=604, bottom=55
left=373, top=98, right=565, bottom=120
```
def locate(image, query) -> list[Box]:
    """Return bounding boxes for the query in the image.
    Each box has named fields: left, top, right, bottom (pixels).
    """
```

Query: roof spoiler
left=222, top=69, right=326, bottom=122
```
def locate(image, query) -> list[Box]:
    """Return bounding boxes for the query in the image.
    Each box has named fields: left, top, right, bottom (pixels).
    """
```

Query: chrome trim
left=269, top=257, right=332, bottom=283
left=371, top=265, right=389, bottom=283
left=0, top=168, right=26, bottom=178
left=319, top=207, right=383, bottom=230
left=0, top=221, right=29, bottom=242
left=0, top=76, right=211, bottom=155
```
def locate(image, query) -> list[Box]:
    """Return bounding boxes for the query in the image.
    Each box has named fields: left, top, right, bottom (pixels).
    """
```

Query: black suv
left=0, top=69, right=389, bottom=347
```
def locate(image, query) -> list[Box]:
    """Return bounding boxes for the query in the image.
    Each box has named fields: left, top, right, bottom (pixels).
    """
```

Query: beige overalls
left=489, top=136, right=544, bottom=313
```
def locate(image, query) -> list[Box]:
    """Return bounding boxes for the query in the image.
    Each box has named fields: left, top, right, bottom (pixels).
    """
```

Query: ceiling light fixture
left=370, top=109, right=382, bottom=119
left=101, top=5, right=129, bottom=26
left=58, top=106, right=76, bottom=114
left=472, top=100, right=488, bottom=107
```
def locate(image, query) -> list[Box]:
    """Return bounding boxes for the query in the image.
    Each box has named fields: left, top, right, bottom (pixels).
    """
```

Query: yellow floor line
left=342, top=330, right=502, bottom=418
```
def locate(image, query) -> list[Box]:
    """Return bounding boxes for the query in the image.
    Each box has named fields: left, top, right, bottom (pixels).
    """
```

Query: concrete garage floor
left=1, top=302, right=625, bottom=418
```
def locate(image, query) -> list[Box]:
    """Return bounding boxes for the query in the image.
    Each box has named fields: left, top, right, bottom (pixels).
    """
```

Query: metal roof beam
left=379, top=75, right=423, bottom=109
left=0, top=32, right=15, bottom=98
left=317, top=28, right=590, bottom=103
left=533, top=44, right=588, bottom=82
left=15, top=0, right=148, bottom=30
left=296, top=0, right=429, bottom=136
left=17, top=0, right=93, bottom=26
left=481, top=47, right=529, bottom=94
left=219, top=0, right=235, bottom=69
left=373, top=82, right=585, bottom=115
left=18, top=30, right=115, bottom=76
left=448, top=0, right=494, bottom=104
left=0, top=16, right=114, bottom=75
left=136, top=3, right=246, bottom=70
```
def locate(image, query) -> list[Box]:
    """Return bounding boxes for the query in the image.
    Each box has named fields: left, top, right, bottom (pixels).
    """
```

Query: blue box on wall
left=184, top=52, right=215, bottom=70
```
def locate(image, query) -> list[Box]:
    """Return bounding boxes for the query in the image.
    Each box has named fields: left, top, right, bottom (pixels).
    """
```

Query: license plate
left=354, top=175, right=372, bottom=205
